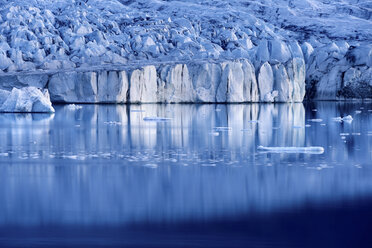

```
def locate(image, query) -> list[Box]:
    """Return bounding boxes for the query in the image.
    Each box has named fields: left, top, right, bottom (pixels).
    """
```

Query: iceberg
left=257, top=146, right=324, bottom=154
left=0, top=87, right=54, bottom=113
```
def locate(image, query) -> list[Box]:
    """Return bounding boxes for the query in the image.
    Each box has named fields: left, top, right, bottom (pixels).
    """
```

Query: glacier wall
left=0, top=57, right=306, bottom=103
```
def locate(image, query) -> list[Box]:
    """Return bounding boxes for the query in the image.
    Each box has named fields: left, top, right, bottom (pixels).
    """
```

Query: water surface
left=0, top=102, right=371, bottom=247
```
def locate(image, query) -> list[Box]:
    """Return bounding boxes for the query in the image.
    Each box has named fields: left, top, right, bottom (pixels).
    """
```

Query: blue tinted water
left=0, top=102, right=372, bottom=247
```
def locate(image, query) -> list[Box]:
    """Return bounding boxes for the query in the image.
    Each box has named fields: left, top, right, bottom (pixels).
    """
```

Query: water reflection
left=0, top=103, right=371, bottom=226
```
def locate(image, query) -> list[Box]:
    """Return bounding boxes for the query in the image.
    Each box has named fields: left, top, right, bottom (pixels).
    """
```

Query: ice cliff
left=0, top=0, right=370, bottom=104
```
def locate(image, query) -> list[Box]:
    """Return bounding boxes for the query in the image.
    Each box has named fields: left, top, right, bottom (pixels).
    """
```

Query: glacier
left=0, top=0, right=369, bottom=105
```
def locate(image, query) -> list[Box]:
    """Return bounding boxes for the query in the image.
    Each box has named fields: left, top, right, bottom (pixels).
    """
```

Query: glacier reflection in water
left=0, top=103, right=371, bottom=226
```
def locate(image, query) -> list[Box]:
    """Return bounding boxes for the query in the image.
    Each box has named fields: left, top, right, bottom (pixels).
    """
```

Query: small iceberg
left=0, top=87, right=54, bottom=113
left=209, top=131, right=220, bottom=136
left=67, top=104, right=83, bottom=111
left=143, top=117, right=172, bottom=122
left=308, top=119, right=323, bottom=122
left=332, top=115, right=353, bottom=123
left=342, top=115, right=353, bottom=121
left=257, top=146, right=324, bottom=154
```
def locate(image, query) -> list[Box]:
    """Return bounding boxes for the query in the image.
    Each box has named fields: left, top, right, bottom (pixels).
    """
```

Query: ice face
left=44, top=60, right=305, bottom=103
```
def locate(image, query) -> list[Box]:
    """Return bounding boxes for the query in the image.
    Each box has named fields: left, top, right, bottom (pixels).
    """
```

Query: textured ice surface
left=0, top=87, right=54, bottom=113
left=0, top=0, right=368, bottom=101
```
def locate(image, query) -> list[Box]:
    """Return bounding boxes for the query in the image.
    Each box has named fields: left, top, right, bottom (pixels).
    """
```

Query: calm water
left=0, top=102, right=372, bottom=247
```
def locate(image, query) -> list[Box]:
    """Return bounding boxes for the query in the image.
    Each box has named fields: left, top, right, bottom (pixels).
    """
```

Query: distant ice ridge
left=0, top=0, right=369, bottom=101
left=0, top=87, right=54, bottom=113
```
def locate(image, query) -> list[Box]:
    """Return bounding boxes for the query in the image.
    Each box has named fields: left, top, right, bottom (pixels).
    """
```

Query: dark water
left=0, top=102, right=372, bottom=247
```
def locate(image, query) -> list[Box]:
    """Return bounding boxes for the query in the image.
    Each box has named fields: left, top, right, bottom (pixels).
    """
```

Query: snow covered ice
left=0, top=0, right=367, bottom=103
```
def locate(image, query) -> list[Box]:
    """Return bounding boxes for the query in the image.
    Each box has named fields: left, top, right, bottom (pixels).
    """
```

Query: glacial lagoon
left=0, top=103, right=372, bottom=247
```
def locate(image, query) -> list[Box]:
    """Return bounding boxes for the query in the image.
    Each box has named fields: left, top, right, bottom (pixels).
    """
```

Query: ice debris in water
left=209, top=131, right=220, bottom=136
left=143, top=163, right=158, bottom=169
left=332, top=117, right=343, bottom=122
left=332, top=115, right=353, bottom=122
left=355, top=110, right=362, bottom=114
left=143, top=117, right=172, bottom=122
left=257, top=146, right=324, bottom=154
left=104, top=121, right=122, bottom=126
left=213, top=127, right=232, bottom=131
left=342, top=115, right=353, bottom=122
left=308, top=119, right=323, bottom=122
left=67, top=104, right=83, bottom=110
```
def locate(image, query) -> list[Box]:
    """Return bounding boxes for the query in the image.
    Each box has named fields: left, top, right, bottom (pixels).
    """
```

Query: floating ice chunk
left=333, top=115, right=353, bottom=122
left=104, top=121, right=122, bottom=126
left=352, top=133, right=361, bottom=136
left=312, top=109, right=318, bottom=112
left=263, top=90, right=278, bottom=102
left=209, top=131, right=220, bottom=136
left=340, top=133, right=350, bottom=136
left=67, top=104, right=83, bottom=110
left=342, top=115, right=353, bottom=122
left=332, top=117, right=343, bottom=122
left=355, top=110, right=362, bottom=114
left=143, top=117, right=171, bottom=122
left=308, top=119, right=323, bottom=122
left=213, top=127, right=232, bottom=131
left=143, top=163, right=158, bottom=169
left=320, top=123, right=326, bottom=126
left=0, top=87, right=54, bottom=113
left=305, top=124, right=311, bottom=127
left=257, top=146, right=324, bottom=154
left=201, top=163, right=216, bottom=167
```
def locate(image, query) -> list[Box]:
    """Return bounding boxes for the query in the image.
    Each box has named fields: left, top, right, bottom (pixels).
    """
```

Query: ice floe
left=257, top=146, right=325, bottom=154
